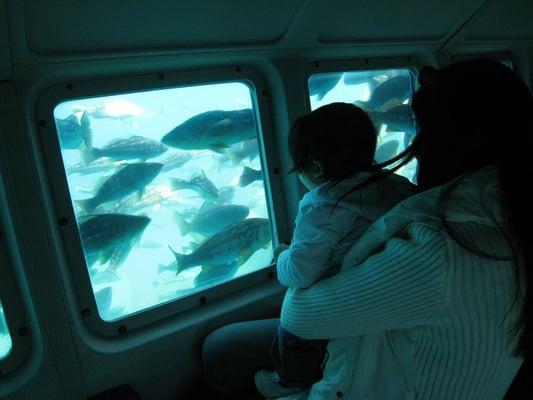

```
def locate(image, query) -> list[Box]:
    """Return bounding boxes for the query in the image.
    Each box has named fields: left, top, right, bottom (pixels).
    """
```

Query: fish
left=76, top=162, right=163, bottom=212
left=375, top=140, right=399, bottom=163
left=107, top=241, right=137, bottom=272
left=79, top=213, right=151, bottom=267
left=112, top=184, right=186, bottom=213
left=369, top=104, right=416, bottom=134
left=218, top=139, right=259, bottom=166
left=175, top=204, right=250, bottom=236
left=55, top=111, right=92, bottom=150
left=309, top=74, right=342, bottom=100
left=194, top=262, right=239, bottom=286
left=168, top=217, right=271, bottom=275
left=81, top=135, right=168, bottom=165
left=67, top=158, right=125, bottom=176
left=357, top=75, right=413, bottom=111
left=94, top=286, right=113, bottom=314
left=161, top=109, right=257, bottom=152
left=239, top=166, right=262, bottom=187
left=198, top=186, right=236, bottom=213
left=160, top=151, right=194, bottom=172
left=73, top=98, right=145, bottom=120
left=342, top=70, right=389, bottom=86
left=170, top=170, right=218, bottom=201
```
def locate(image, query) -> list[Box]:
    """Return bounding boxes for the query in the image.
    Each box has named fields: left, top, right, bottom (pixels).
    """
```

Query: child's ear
left=311, top=159, right=324, bottom=179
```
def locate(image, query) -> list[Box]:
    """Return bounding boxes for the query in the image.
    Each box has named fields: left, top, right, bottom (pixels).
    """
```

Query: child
left=254, top=102, right=416, bottom=398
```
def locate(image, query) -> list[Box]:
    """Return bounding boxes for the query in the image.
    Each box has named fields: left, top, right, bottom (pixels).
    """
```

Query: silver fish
left=161, top=109, right=257, bottom=152
left=82, top=135, right=168, bottom=165
left=170, top=170, right=218, bottom=201
left=68, top=158, right=125, bottom=176
left=175, top=204, right=250, bottom=236
left=169, top=218, right=271, bottom=275
left=160, top=151, right=194, bottom=172
left=358, top=74, right=413, bottom=111
left=239, top=166, right=262, bottom=187
left=56, top=111, right=92, bottom=150
left=309, top=74, right=342, bottom=100
left=76, top=162, right=163, bottom=212
left=80, top=213, right=150, bottom=267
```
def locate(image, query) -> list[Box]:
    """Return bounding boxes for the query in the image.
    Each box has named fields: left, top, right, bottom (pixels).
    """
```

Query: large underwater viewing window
left=308, top=68, right=418, bottom=183
left=51, top=80, right=274, bottom=323
left=0, top=300, right=12, bottom=361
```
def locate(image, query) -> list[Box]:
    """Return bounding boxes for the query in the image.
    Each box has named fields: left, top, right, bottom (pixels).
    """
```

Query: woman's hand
left=273, top=243, right=289, bottom=263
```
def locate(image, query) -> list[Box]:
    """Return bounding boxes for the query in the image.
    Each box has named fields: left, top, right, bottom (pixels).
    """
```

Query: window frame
left=36, top=66, right=285, bottom=337
left=303, top=57, right=421, bottom=182
left=0, top=167, right=31, bottom=376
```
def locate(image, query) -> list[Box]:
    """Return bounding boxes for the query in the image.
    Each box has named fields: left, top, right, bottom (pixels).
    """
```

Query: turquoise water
left=54, top=82, right=273, bottom=321
left=0, top=300, right=12, bottom=360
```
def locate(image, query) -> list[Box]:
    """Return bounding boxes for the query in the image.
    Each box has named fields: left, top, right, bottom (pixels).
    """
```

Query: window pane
left=53, top=82, right=273, bottom=321
left=0, top=300, right=12, bottom=361
left=308, top=69, right=417, bottom=183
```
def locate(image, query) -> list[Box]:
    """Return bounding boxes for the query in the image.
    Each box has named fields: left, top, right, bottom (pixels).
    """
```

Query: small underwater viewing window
left=308, top=68, right=418, bottom=183
left=0, top=299, right=13, bottom=361
left=52, top=81, right=273, bottom=323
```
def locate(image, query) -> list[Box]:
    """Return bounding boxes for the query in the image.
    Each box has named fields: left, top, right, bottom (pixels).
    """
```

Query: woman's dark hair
left=343, top=58, right=533, bottom=358
left=288, top=102, right=377, bottom=186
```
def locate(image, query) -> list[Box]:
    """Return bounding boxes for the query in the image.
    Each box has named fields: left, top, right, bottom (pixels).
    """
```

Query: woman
left=203, top=59, right=530, bottom=399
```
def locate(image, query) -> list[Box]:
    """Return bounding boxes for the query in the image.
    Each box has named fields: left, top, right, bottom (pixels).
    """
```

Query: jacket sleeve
left=280, top=223, right=446, bottom=339
left=276, top=202, right=358, bottom=288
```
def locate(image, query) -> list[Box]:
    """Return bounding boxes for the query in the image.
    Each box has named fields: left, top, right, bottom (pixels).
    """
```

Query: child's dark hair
left=288, top=102, right=377, bottom=186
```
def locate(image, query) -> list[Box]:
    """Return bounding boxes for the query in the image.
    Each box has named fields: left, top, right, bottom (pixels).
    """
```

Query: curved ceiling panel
left=463, top=0, right=533, bottom=41
left=318, top=0, right=481, bottom=43
left=24, top=0, right=304, bottom=54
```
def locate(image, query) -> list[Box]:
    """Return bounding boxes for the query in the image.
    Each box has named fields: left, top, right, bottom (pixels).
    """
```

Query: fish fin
left=174, top=211, right=191, bottom=236
left=239, top=166, right=259, bottom=187
left=168, top=245, right=189, bottom=275
left=80, top=142, right=96, bottom=166
left=75, top=198, right=96, bottom=213
left=98, top=247, right=114, bottom=265
left=237, top=247, right=254, bottom=266
left=85, top=253, right=99, bottom=268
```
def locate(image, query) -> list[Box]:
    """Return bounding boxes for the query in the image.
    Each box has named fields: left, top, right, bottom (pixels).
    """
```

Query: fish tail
left=170, top=178, right=186, bottom=191
left=239, top=166, right=255, bottom=187
left=174, top=212, right=191, bottom=236
left=80, top=142, right=98, bottom=166
left=76, top=197, right=96, bottom=213
left=168, top=245, right=188, bottom=275
left=79, top=111, right=93, bottom=149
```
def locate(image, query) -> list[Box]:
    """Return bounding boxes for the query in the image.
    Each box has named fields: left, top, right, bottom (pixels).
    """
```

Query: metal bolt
left=18, top=326, right=28, bottom=336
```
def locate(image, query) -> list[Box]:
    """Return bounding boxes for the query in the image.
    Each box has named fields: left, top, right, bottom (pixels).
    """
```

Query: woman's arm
left=280, top=223, right=446, bottom=339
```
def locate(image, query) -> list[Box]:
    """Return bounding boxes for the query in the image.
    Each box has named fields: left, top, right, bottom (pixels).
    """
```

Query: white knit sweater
left=280, top=166, right=525, bottom=399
